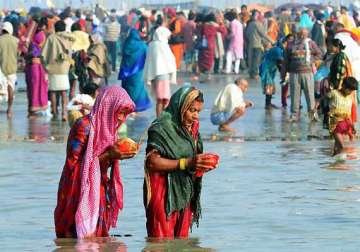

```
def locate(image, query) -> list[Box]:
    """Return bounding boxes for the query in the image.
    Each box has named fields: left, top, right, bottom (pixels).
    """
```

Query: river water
left=1, top=74, right=360, bottom=251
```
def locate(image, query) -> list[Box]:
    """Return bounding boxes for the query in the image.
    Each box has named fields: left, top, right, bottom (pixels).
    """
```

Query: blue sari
left=119, top=29, right=151, bottom=112
left=259, top=46, right=284, bottom=94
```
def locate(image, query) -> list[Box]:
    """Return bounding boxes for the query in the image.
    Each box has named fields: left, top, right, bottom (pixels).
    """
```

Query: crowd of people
left=0, top=2, right=360, bottom=239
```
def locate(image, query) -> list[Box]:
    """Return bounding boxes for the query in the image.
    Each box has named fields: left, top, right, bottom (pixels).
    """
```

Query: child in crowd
left=327, top=77, right=358, bottom=155
left=67, top=83, right=99, bottom=127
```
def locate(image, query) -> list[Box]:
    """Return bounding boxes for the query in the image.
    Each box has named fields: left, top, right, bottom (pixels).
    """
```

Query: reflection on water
left=54, top=237, right=127, bottom=252
left=142, top=238, right=215, bottom=252
left=53, top=237, right=216, bottom=252
left=27, top=117, right=50, bottom=143
left=324, top=146, right=360, bottom=171
left=2, top=77, right=360, bottom=251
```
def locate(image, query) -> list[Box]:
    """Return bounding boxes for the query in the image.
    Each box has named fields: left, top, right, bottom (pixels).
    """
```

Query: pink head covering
left=75, top=85, right=135, bottom=238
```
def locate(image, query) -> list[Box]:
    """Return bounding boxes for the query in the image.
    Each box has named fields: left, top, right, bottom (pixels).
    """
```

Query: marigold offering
left=195, top=153, right=219, bottom=177
left=116, top=137, right=139, bottom=153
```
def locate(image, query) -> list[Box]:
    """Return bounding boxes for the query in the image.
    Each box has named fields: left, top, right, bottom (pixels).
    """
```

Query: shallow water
left=1, top=73, right=360, bottom=251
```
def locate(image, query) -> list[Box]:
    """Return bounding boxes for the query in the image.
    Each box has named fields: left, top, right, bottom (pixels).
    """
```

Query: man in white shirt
left=210, top=78, right=253, bottom=132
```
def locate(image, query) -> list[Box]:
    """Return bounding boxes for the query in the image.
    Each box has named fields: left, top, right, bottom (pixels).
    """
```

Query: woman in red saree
left=54, top=86, right=137, bottom=238
left=144, top=86, right=219, bottom=238
left=198, top=13, right=221, bottom=80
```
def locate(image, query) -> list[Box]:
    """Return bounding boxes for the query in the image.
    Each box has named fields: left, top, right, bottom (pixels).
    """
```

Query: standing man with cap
left=0, top=22, right=19, bottom=118
left=282, top=28, right=323, bottom=122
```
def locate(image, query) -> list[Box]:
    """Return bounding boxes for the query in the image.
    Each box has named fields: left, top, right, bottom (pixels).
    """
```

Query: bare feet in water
left=6, top=109, right=12, bottom=119
left=265, top=104, right=280, bottom=110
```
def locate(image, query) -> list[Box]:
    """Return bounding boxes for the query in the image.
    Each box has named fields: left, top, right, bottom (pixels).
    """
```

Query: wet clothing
left=144, top=87, right=203, bottom=238
left=333, top=119, right=354, bottom=139
left=55, top=86, right=135, bottom=238
left=145, top=171, right=193, bottom=238
left=54, top=115, right=113, bottom=237
left=328, top=90, right=354, bottom=139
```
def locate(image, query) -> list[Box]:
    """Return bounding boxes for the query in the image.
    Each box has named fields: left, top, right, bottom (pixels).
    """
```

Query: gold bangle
left=179, top=158, right=186, bottom=171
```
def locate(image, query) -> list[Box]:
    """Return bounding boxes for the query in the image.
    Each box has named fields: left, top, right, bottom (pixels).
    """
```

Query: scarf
left=143, top=26, right=177, bottom=84
left=75, top=86, right=135, bottom=238
left=146, top=86, right=204, bottom=226
left=88, top=41, right=108, bottom=77
left=304, top=38, right=311, bottom=65
left=41, top=31, right=75, bottom=74
left=72, top=30, right=90, bottom=52
left=329, top=51, right=352, bottom=90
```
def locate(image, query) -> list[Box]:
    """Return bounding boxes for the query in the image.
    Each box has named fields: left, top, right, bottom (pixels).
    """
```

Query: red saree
left=144, top=172, right=193, bottom=238
left=198, top=23, right=218, bottom=72
left=54, top=116, right=115, bottom=238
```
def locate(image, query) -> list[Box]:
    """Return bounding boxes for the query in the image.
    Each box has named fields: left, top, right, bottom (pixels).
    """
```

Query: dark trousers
left=248, top=47, right=263, bottom=78
left=214, top=57, right=224, bottom=74
left=104, top=41, right=117, bottom=72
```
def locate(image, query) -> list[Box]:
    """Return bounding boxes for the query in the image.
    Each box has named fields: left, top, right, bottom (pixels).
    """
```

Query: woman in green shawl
left=144, top=86, right=218, bottom=238
left=327, top=38, right=357, bottom=124
left=329, top=39, right=352, bottom=90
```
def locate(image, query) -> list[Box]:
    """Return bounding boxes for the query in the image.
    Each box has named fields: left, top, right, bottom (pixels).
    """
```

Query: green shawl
left=329, top=51, right=352, bottom=90
left=146, top=86, right=203, bottom=226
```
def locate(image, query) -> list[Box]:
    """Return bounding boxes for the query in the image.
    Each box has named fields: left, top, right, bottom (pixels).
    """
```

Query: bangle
left=179, top=158, right=186, bottom=171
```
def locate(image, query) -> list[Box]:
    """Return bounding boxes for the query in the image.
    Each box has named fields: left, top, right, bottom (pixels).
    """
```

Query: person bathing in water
left=210, top=77, right=253, bottom=132
left=327, top=77, right=358, bottom=156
